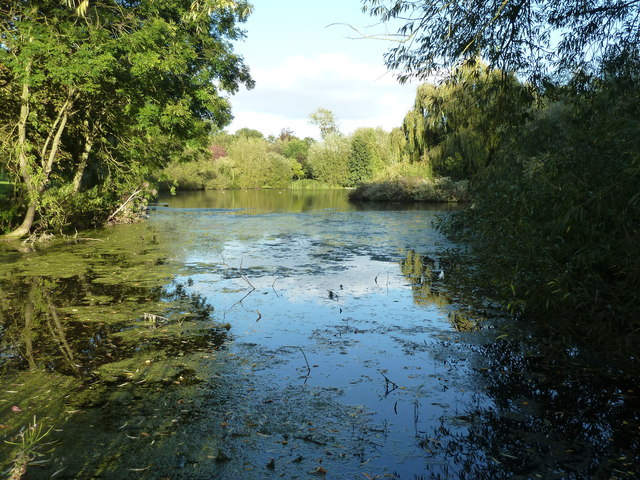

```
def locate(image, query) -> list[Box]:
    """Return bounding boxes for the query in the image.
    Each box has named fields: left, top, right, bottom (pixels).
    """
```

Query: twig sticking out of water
left=222, top=289, right=254, bottom=320
left=277, top=346, right=312, bottom=376
left=221, top=255, right=257, bottom=320
left=271, top=275, right=285, bottom=298
left=221, top=255, right=255, bottom=290
left=378, top=369, right=399, bottom=396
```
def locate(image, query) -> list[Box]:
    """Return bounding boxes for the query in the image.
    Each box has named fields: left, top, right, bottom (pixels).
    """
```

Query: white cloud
left=227, top=52, right=416, bottom=139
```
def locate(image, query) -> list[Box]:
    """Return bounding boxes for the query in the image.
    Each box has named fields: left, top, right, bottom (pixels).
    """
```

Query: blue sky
left=226, top=0, right=418, bottom=139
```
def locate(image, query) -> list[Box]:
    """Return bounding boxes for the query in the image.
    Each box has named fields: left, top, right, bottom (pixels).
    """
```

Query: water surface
left=0, top=189, right=637, bottom=479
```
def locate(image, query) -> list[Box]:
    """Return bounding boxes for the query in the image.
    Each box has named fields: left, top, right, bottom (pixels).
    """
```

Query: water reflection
left=399, top=247, right=640, bottom=479
left=0, top=192, right=638, bottom=479
left=157, top=188, right=461, bottom=213
left=400, top=250, right=483, bottom=332
left=418, top=338, right=640, bottom=479
left=0, top=227, right=232, bottom=479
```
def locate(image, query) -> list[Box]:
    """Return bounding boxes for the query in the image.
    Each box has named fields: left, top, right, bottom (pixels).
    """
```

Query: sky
left=226, top=0, right=418, bottom=140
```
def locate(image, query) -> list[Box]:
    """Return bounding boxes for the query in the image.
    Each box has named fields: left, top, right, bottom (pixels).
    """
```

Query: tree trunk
left=2, top=203, right=37, bottom=239
left=1, top=63, right=36, bottom=240
left=72, top=119, right=95, bottom=193
left=2, top=86, right=77, bottom=239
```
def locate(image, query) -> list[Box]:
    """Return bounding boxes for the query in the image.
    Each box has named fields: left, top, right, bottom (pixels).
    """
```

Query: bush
left=349, top=177, right=470, bottom=202
left=160, top=136, right=299, bottom=190
left=440, top=61, right=640, bottom=335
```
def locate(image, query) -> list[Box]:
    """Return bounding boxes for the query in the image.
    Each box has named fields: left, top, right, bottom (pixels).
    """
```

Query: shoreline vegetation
left=348, top=177, right=470, bottom=203
left=1, top=2, right=638, bottom=336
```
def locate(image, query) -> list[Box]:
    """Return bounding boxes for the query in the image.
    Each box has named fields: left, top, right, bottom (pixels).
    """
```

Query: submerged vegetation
left=0, top=225, right=231, bottom=478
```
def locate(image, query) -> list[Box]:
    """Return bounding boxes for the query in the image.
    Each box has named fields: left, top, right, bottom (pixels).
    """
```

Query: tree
left=442, top=61, right=640, bottom=330
left=403, top=60, right=531, bottom=179
left=307, top=133, right=350, bottom=186
left=0, top=0, right=253, bottom=238
left=362, top=0, right=640, bottom=85
left=347, top=128, right=384, bottom=186
left=235, top=128, right=265, bottom=140
left=309, top=107, right=340, bottom=139
left=282, top=138, right=313, bottom=178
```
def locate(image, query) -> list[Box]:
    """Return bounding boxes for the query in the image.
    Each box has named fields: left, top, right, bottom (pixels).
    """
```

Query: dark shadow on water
left=401, top=248, right=640, bottom=479
left=0, top=198, right=637, bottom=479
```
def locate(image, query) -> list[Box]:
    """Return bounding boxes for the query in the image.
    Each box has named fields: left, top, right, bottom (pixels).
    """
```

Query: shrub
left=349, top=177, right=470, bottom=202
left=440, top=62, right=640, bottom=335
left=307, top=133, right=351, bottom=186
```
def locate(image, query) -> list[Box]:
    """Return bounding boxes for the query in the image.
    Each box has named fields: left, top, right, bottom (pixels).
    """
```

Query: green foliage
left=309, top=107, right=340, bottom=139
left=441, top=59, right=640, bottom=333
left=306, top=133, right=351, bottom=186
left=234, top=128, right=265, bottom=140
left=349, top=177, right=469, bottom=203
left=0, top=0, right=253, bottom=237
left=289, top=179, right=335, bottom=190
left=228, top=138, right=294, bottom=188
left=347, top=128, right=385, bottom=186
left=362, top=0, right=640, bottom=85
left=373, top=160, right=432, bottom=181
left=404, top=60, right=532, bottom=180
left=161, top=136, right=300, bottom=190
left=282, top=138, right=313, bottom=178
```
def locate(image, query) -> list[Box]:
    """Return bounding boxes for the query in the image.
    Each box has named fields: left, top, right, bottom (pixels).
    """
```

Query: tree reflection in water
left=0, top=230, right=232, bottom=478
left=400, top=249, right=639, bottom=479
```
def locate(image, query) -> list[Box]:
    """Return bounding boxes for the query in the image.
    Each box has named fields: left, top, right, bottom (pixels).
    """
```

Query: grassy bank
left=348, top=177, right=470, bottom=203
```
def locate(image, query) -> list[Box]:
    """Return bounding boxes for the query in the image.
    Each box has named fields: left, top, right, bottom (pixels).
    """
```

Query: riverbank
left=348, top=177, right=470, bottom=203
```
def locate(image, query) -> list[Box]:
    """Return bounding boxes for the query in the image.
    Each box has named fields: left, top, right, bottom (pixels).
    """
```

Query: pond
left=0, top=189, right=638, bottom=479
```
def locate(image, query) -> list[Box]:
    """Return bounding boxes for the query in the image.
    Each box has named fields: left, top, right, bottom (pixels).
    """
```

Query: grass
left=289, top=179, right=338, bottom=190
left=5, top=416, right=54, bottom=480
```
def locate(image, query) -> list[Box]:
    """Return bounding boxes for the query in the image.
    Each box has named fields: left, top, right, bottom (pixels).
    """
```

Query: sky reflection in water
left=0, top=190, right=636, bottom=479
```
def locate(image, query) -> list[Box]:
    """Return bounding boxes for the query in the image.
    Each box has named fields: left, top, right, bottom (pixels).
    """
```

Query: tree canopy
left=309, top=107, right=340, bottom=139
left=0, top=0, right=253, bottom=237
left=403, top=59, right=532, bottom=178
left=362, top=0, right=640, bottom=84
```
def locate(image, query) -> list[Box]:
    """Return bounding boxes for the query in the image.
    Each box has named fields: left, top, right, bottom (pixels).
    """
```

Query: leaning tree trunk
left=3, top=204, right=37, bottom=240
left=72, top=119, right=96, bottom=193
left=2, top=86, right=77, bottom=239
left=2, top=64, right=36, bottom=240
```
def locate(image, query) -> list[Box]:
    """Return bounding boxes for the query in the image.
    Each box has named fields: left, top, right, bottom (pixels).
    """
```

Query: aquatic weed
left=4, top=416, right=54, bottom=480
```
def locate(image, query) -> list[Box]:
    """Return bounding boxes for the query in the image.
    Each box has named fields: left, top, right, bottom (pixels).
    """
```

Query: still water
left=0, top=189, right=637, bottom=479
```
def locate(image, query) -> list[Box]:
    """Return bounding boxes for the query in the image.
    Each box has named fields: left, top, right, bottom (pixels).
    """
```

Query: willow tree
left=0, top=0, right=253, bottom=238
left=362, top=0, right=640, bottom=85
left=404, top=60, right=531, bottom=179
left=363, top=1, right=640, bottom=331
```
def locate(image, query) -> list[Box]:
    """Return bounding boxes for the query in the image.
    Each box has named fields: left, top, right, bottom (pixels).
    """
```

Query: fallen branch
left=271, top=274, right=285, bottom=297
left=222, top=288, right=255, bottom=320
left=221, top=255, right=255, bottom=289
left=106, top=184, right=146, bottom=223
left=277, top=345, right=311, bottom=376
left=378, top=369, right=399, bottom=396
